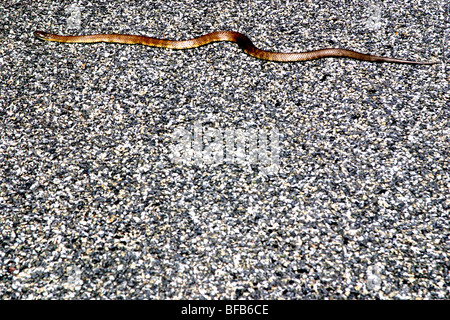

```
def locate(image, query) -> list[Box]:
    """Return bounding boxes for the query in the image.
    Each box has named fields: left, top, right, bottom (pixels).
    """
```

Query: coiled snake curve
left=33, top=30, right=437, bottom=65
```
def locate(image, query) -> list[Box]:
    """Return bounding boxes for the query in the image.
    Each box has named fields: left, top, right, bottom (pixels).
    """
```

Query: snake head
left=34, top=31, right=51, bottom=40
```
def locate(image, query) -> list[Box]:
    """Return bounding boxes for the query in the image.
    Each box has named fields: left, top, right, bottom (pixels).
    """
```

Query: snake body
left=34, top=30, right=437, bottom=65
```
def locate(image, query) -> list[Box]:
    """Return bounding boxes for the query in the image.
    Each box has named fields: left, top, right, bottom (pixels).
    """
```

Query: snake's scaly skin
left=33, top=30, right=437, bottom=65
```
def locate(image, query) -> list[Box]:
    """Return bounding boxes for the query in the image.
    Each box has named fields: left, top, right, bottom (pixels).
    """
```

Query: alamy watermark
left=364, top=4, right=383, bottom=30
left=66, top=4, right=82, bottom=29
left=366, top=263, right=384, bottom=291
left=170, top=121, right=280, bottom=175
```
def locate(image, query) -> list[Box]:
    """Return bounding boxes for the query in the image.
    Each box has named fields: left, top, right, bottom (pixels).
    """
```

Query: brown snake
left=33, top=30, right=437, bottom=65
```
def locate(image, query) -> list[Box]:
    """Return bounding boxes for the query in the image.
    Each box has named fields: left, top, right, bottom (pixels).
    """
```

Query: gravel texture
left=1, top=0, right=449, bottom=299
